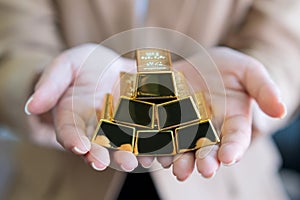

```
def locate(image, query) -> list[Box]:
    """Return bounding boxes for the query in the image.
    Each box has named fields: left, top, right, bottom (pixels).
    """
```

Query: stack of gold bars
left=92, top=49, right=220, bottom=156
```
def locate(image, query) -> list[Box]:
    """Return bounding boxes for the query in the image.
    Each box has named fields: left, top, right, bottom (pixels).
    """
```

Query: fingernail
left=80, top=136, right=92, bottom=152
left=91, top=162, right=106, bottom=171
left=120, top=164, right=135, bottom=172
left=280, top=102, right=287, bottom=119
left=24, top=96, right=33, bottom=115
left=72, top=146, right=88, bottom=154
left=162, top=163, right=172, bottom=169
left=141, top=162, right=152, bottom=169
left=222, top=159, right=236, bottom=166
left=206, top=171, right=216, bottom=179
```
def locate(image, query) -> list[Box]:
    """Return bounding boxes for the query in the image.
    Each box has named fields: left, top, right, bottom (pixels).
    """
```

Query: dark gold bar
left=92, top=120, right=135, bottom=152
left=134, top=130, right=176, bottom=156
left=194, top=92, right=211, bottom=120
left=135, top=72, right=177, bottom=103
left=136, top=49, right=172, bottom=72
left=156, top=96, right=200, bottom=130
left=114, top=96, right=155, bottom=129
left=175, top=119, right=220, bottom=153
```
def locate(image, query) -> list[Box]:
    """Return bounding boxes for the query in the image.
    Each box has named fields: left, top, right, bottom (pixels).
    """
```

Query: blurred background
left=1, top=0, right=300, bottom=199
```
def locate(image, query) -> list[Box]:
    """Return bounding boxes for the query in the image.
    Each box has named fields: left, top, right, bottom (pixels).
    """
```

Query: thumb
left=24, top=56, right=73, bottom=115
left=210, top=47, right=287, bottom=118
left=24, top=44, right=98, bottom=115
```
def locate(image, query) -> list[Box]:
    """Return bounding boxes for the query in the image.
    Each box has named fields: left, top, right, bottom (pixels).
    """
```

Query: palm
left=169, top=47, right=286, bottom=180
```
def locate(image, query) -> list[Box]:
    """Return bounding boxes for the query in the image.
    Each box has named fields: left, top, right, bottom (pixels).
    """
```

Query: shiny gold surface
left=134, top=130, right=176, bottom=156
left=175, top=119, right=220, bottom=153
left=91, top=48, right=220, bottom=156
left=92, top=119, right=135, bottom=152
left=134, top=71, right=178, bottom=103
left=194, top=92, right=211, bottom=120
left=114, top=96, right=155, bottom=129
left=156, top=96, right=200, bottom=130
left=100, top=93, right=114, bottom=121
left=119, top=72, right=136, bottom=97
left=136, top=49, right=172, bottom=72
left=174, top=71, right=191, bottom=98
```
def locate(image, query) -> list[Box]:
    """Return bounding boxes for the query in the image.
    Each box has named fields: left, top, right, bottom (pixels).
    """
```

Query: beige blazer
left=1, top=0, right=300, bottom=199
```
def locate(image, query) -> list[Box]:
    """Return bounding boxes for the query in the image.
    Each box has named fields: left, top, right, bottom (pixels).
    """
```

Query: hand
left=169, top=47, right=286, bottom=180
left=24, top=43, right=141, bottom=172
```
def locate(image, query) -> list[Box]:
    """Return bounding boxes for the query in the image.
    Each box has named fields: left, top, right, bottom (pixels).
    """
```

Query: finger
left=216, top=89, right=252, bottom=165
left=243, top=59, right=286, bottom=118
left=211, top=48, right=286, bottom=118
left=138, top=156, right=155, bottom=168
left=196, top=145, right=219, bottom=178
left=218, top=114, right=252, bottom=165
left=157, top=156, right=174, bottom=168
left=55, top=109, right=91, bottom=154
left=25, top=55, right=74, bottom=115
left=110, top=150, right=138, bottom=172
left=25, top=44, right=98, bottom=115
left=84, top=143, right=110, bottom=171
left=173, top=153, right=195, bottom=181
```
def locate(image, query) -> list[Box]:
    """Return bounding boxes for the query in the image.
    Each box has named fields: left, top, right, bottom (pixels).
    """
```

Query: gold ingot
left=134, top=71, right=178, bottom=103
left=119, top=72, right=136, bottom=98
left=175, top=119, right=220, bottom=153
left=100, top=93, right=114, bottom=121
left=114, top=96, right=155, bottom=129
left=92, top=119, right=135, bottom=152
left=136, top=49, right=172, bottom=72
left=174, top=71, right=191, bottom=99
left=134, top=130, right=176, bottom=156
left=156, top=96, right=200, bottom=130
left=194, top=92, right=211, bottom=120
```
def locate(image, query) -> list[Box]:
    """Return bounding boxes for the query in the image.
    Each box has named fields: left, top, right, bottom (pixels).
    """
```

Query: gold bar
left=119, top=72, right=136, bottom=98
left=136, top=49, right=172, bottom=72
left=174, top=71, right=191, bottom=98
left=92, top=120, right=135, bottom=152
left=134, top=71, right=177, bottom=103
left=175, top=119, right=220, bottom=154
left=100, top=93, right=113, bottom=121
left=134, top=130, right=176, bottom=156
left=114, top=96, right=155, bottom=129
left=194, top=92, right=211, bottom=120
left=156, top=96, right=200, bottom=130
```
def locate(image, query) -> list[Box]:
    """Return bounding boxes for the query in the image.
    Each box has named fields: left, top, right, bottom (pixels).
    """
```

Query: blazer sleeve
left=224, top=0, right=300, bottom=135
left=0, top=0, right=64, bottom=135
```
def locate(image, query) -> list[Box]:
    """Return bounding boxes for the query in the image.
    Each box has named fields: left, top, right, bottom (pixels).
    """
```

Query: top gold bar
left=136, top=49, right=172, bottom=72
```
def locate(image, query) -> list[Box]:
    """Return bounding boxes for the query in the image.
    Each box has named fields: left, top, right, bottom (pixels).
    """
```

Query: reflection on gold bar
left=135, top=72, right=177, bottom=103
left=194, top=92, right=211, bottom=120
left=120, top=72, right=136, bottom=97
left=156, top=96, right=200, bottom=130
left=100, top=93, right=113, bottom=121
left=136, top=49, right=172, bottom=72
left=114, top=96, right=155, bottom=129
left=175, top=119, right=220, bottom=153
left=134, top=130, right=176, bottom=156
left=174, top=71, right=191, bottom=98
left=92, top=120, right=135, bottom=152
